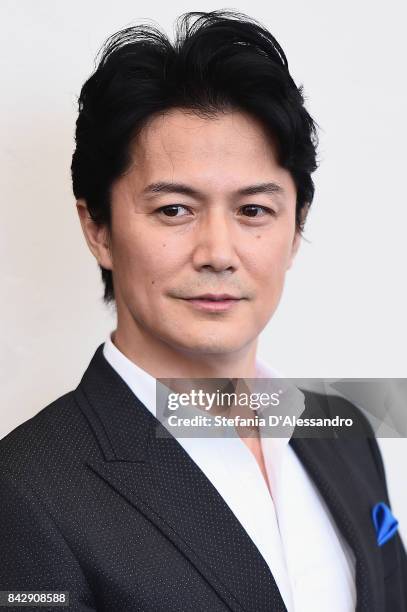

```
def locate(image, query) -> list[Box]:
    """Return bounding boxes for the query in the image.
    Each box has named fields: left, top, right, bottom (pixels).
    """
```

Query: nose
left=191, top=207, right=240, bottom=273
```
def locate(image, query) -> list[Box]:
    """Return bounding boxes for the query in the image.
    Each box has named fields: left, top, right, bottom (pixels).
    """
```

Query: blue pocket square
left=372, top=502, right=399, bottom=546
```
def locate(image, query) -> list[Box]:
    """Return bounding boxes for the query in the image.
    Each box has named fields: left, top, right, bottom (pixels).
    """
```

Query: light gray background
left=1, top=1, right=406, bottom=539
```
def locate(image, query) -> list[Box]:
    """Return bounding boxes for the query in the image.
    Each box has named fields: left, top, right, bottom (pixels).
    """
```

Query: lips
left=180, top=294, right=243, bottom=313
left=185, top=294, right=241, bottom=301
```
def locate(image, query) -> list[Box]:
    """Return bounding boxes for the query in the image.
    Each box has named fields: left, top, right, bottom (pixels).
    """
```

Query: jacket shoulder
left=0, top=389, right=96, bottom=484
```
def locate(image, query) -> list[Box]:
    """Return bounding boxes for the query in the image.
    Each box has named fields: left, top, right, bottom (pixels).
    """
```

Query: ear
left=76, top=200, right=113, bottom=270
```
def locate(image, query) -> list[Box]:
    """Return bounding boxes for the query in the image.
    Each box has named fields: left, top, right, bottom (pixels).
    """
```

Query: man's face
left=100, top=108, right=300, bottom=356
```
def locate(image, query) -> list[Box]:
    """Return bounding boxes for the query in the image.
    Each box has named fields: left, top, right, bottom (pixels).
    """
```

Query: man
left=0, top=10, right=405, bottom=612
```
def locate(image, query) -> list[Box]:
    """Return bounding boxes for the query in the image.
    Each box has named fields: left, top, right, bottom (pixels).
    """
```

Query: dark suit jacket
left=0, top=345, right=406, bottom=611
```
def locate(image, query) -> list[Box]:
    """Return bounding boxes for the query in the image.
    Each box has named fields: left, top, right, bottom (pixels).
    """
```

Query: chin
left=169, top=332, right=251, bottom=356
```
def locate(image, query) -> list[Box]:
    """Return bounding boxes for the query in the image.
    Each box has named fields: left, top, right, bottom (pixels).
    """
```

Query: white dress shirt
left=103, top=334, right=356, bottom=611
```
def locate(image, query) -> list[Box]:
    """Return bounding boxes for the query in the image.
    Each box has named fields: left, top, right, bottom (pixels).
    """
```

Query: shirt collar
left=102, top=332, right=304, bottom=447
left=103, top=332, right=284, bottom=412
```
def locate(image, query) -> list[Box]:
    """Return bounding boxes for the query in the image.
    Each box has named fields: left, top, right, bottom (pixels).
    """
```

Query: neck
left=112, top=318, right=258, bottom=380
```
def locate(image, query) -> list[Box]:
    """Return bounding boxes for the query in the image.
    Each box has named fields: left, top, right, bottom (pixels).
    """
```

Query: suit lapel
left=290, top=392, right=386, bottom=612
left=74, top=346, right=287, bottom=612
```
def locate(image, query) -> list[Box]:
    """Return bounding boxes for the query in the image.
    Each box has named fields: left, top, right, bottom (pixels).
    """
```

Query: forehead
left=133, top=109, right=277, bottom=166
left=123, top=108, right=295, bottom=198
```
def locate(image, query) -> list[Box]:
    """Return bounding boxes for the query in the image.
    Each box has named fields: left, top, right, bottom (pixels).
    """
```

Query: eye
left=239, top=205, right=275, bottom=218
left=154, top=203, right=275, bottom=219
left=155, top=204, right=191, bottom=217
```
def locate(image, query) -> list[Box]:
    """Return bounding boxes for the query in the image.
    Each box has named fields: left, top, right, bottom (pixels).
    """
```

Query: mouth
left=180, top=294, right=244, bottom=313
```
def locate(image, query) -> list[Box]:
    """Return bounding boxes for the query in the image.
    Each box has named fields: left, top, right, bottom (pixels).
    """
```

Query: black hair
left=71, top=9, right=319, bottom=304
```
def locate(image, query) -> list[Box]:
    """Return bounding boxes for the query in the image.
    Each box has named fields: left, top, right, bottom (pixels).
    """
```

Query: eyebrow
left=142, top=181, right=285, bottom=199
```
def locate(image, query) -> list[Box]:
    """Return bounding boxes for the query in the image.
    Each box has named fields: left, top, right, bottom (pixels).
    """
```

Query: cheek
left=247, top=231, right=294, bottom=281
left=113, top=229, right=180, bottom=292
